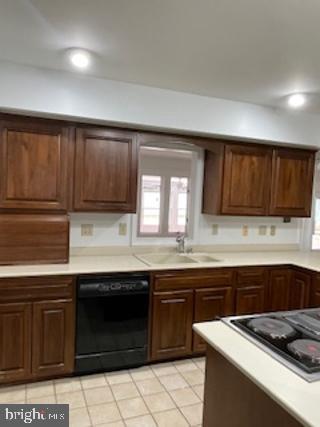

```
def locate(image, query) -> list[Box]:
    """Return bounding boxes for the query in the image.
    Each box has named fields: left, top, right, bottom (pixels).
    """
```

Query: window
left=140, top=175, right=161, bottom=233
left=138, top=146, right=193, bottom=237
left=168, top=177, right=189, bottom=233
left=312, top=157, right=320, bottom=249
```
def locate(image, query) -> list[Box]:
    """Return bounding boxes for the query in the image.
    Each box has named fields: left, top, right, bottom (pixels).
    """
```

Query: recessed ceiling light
left=287, top=93, right=306, bottom=109
left=69, top=49, right=91, bottom=70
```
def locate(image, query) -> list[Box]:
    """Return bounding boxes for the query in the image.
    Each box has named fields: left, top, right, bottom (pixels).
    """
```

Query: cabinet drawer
left=237, top=267, right=267, bottom=285
left=0, top=276, right=74, bottom=302
left=153, top=269, right=234, bottom=291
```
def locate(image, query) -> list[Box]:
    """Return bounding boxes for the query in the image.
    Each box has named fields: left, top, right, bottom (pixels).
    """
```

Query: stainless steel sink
left=136, top=252, right=221, bottom=266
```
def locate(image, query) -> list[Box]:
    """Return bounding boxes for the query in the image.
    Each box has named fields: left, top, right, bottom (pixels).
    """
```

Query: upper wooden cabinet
left=74, top=127, right=138, bottom=212
left=221, top=144, right=272, bottom=215
left=269, top=148, right=315, bottom=217
left=0, top=117, right=69, bottom=212
left=202, top=142, right=315, bottom=217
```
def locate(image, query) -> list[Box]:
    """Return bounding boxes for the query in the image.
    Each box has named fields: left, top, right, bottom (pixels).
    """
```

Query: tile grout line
left=105, top=372, right=128, bottom=426
left=80, top=377, right=94, bottom=427
left=127, top=368, right=155, bottom=425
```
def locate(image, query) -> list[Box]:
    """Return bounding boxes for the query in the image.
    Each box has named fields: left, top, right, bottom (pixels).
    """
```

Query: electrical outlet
left=119, top=223, right=127, bottom=236
left=81, top=224, right=93, bottom=237
left=270, top=225, right=276, bottom=236
left=242, top=225, right=248, bottom=236
left=212, top=224, right=218, bottom=235
left=258, top=225, right=267, bottom=236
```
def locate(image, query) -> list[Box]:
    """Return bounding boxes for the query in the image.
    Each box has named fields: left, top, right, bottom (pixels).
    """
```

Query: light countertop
left=193, top=321, right=320, bottom=427
left=0, top=250, right=320, bottom=278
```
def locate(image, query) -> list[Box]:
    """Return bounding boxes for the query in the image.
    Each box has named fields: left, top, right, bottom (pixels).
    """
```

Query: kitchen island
left=194, top=321, right=320, bottom=427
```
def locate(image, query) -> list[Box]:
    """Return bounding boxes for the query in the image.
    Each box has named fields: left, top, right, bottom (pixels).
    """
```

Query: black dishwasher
left=75, top=273, right=149, bottom=374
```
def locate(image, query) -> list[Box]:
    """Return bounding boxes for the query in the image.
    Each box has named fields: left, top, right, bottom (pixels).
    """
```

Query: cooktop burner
left=222, top=308, right=320, bottom=382
left=288, top=339, right=320, bottom=365
left=247, top=317, right=296, bottom=340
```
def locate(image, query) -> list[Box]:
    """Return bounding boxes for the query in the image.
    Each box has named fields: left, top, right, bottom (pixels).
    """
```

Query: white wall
left=70, top=213, right=300, bottom=248
left=0, top=60, right=308, bottom=249
left=0, top=60, right=320, bottom=148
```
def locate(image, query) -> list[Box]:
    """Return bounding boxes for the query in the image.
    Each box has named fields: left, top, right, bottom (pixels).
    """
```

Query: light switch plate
left=81, top=224, right=93, bottom=237
left=242, top=225, right=248, bottom=236
left=212, top=224, right=219, bottom=235
left=119, top=223, right=127, bottom=236
left=270, top=225, right=276, bottom=236
left=258, top=225, right=267, bottom=236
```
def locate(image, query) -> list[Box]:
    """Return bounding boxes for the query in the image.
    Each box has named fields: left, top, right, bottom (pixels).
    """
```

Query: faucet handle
left=176, top=232, right=183, bottom=242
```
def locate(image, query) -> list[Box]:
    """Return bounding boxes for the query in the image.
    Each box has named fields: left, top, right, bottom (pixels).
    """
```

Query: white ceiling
left=1, top=0, right=320, bottom=111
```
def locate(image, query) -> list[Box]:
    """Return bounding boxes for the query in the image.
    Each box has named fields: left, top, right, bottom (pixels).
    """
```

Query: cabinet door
left=74, top=127, right=138, bottom=212
left=151, top=291, right=193, bottom=361
left=267, top=268, right=291, bottom=312
left=269, top=148, right=315, bottom=217
left=235, top=286, right=265, bottom=315
left=289, top=270, right=311, bottom=310
left=0, top=118, right=69, bottom=211
left=0, top=302, right=32, bottom=383
left=221, top=144, right=272, bottom=215
left=193, top=287, right=233, bottom=353
left=310, top=275, right=320, bottom=308
left=32, top=300, right=75, bottom=378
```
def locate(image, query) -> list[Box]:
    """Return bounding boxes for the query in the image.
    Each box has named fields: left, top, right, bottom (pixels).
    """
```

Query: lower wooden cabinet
left=0, top=276, right=75, bottom=384
left=151, top=290, right=194, bottom=360
left=32, top=300, right=75, bottom=378
left=310, top=274, right=320, bottom=307
left=150, top=270, right=235, bottom=360
left=235, top=267, right=267, bottom=315
left=193, top=287, right=233, bottom=352
left=235, top=285, right=265, bottom=315
left=267, top=268, right=291, bottom=311
left=0, top=302, right=32, bottom=383
left=289, top=270, right=311, bottom=310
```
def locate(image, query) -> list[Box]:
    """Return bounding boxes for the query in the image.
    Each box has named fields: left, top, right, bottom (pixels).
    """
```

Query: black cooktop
left=231, top=309, right=320, bottom=377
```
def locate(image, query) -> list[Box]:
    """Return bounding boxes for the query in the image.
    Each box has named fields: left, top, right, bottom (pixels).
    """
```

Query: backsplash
left=70, top=213, right=301, bottom=248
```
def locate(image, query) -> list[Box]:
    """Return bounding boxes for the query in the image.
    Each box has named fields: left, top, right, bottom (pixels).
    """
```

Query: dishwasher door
left=75, top=274, right=149, bottom=374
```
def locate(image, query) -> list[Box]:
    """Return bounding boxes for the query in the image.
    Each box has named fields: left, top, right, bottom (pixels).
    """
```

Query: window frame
left=137, top=149, right=193, bottom=238
left=311, top=155, right=320, bottom=250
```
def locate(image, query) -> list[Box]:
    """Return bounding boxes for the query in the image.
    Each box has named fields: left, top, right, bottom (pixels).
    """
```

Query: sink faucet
left=176, top=232, right=186, bottom=253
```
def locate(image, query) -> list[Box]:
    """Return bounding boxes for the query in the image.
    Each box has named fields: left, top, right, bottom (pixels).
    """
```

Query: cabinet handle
left=163, top=298, right=185, bottom=304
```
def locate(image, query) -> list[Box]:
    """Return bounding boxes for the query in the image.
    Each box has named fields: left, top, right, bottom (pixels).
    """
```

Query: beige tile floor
left=0, top=357, right=205, bottom=427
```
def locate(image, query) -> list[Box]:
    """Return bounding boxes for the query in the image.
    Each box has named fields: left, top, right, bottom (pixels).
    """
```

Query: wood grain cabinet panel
left=269, top=149, right=315, bottom=217
left=289, top=270, right=311, bottom=310
left=151, top=290, right=193, bottom=360
left=0, top=118, right=69, bottom=212
left=267, top=268, right=291, bottom=312
left=32, top=300, right=75, bottom=378
left=202, top=142, right=315, bottom=218
left=0, top=302, right=32, bottom=383
left=310, top=274, right=320, bottom=308
left=221, top=144, right=272, bottom=215
left=235, top=267, right=267, bottom=315
left=74, top=127, right=138, bottom=212
left=235, top=286, right=265, bottom=315
left=193, top=287, right=233, bottom=352
left=0, top=276, right=75, bottom=385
